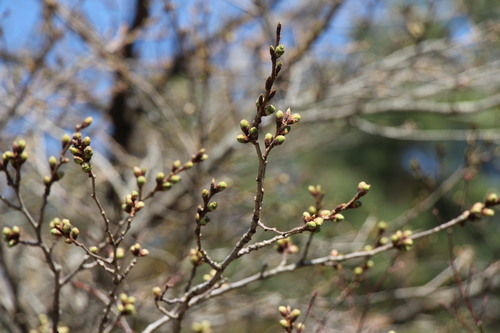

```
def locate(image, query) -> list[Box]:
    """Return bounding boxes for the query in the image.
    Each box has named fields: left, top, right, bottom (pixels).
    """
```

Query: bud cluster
left=122, top=191, right=145, bottom=216
left=69, top=131, right=94, bottom=173
left=275, top=237, right=299, bottom=254
left=195, top=179, right=228, bottom=226
left=1, top=139, right=28, bottom=173
left=278, top=305, right=303, bottom=332
left=133, top=166, right=147, bottom=189
left=130, top=243, right=149, bottom=257
left=154, top=149, right=208, bottom=192
left=50, top=218, right=79, bottom=244
left=117, top=293, right=136, bottom=316
left=189, top=248, right=204, bottom=266
left=469, top=201, right=495, bottom=219
left=302, top=207, right=345, bottom=232
left=390, top=230, right=413, bottom=251
left=2, top=226, right=20, bottom=247
left=43, top=153, right=68, bottom=185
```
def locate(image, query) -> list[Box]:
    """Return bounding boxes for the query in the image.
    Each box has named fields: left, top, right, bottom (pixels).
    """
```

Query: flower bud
left=313, top=217, right=324, bottom=226
left=81, top=163, right=92, bottom=172
left=70, top=227, right=79, bottom=239
left=264, top=105, right=276, bottom=116
left=358, top=181, right=371, bottom=192
left=333, top=214, right=344, bottom=222
left=274, top=135, right=285, bottom=145
left=279, top=319, right=290, bottom=328
left=275, top=110, right=284, bottom=122
left=249, top=127, right=258, bottom=139
left=275, top=44, right=285, bottom=57
left=306, top=221, right=317, bottom=230
left=82, top=136, right=91, bottom=147
left=240, top=119, right=250, bottom=132
left=135, top=201, right=145, bottom=211
left=278, top=305, right=288, bottom=316
left=482, top=208, right=495, bottom=216
left=19, top=152, right=28, bottom=163
left=16, top=139, right=26, bottom=152
left=291, top=309, right=301, bottom=319
left=172, top=160, right=181, bottom=170
left=216, top=181, right=228, bottom=191
left=89, top=246, right=99, bottom=254
left=366, top=260, right=375, bottom=268
left=354, top=266, right=364, bottom=275
left=470, top=202, right=484, bottom=215
left=170, top=175, right=181, bottom=183
left=236, top=134, right=249, bottom=143
left=49, top=156, right=57, bottom=169
left=207, top=201, right=218, bottom=212
left=43, top=176, right=51, bottom=185
left=486, top=193, right=498, bottom=204
left=162, top=181, right=172, bottom=191
left=280, top=126, right=291, bottom=135
left=377, top=221, right=387, bottom=231
left=155, top=172, right=165, bottom=183
left=136, top=175, right=146, bottom=186
left=152, top=286, right=162, bottom=298
left=289, top=113, right=301, bottom=124
left=184, top=161, right=194, bottom=169
left=202, top=189, right=210, bottom=199
left=69, top=146, right=79, bottom=155
left=62, top=133, right=71, bottom=147
left=83, top=146, right=93, bottom=159
left=82, top=117, right=93, bottom=128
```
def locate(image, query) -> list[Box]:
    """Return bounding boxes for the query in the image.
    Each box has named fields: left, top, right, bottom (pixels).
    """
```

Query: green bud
left=264, top=105, right=276, bottom=116
left=306, top=221, right=317, bottom=230
left=353, top=266, right=364, bottom=275
left=377, top=221, right=387, bottom=230
left=291, top=309, right=301, bottom=319
left=281, top=126, right=291, bottom=135
left=264, top=133, right=273, bottom=144
left=172, top=160, right=181, bottom=170
left=73, top=156, right=84, bottom=165
left=170, top=175, right=181, bottom=183
left=358, top=181, right=371, bottom=192
left=486, top=193, right=498, bottom=204
left=279, top=319, right=290, bottom=328
left=81, top=162, right=92, bottom=172
left=274, top=135, right=285, bottom=145
left=82, top=136, right=91, bottom=147
left=69, top=146, right=79, bottom=155
left=62, top=133, right=71, bottom=147
left=19, top=152, right=28, bottom=163
left=207, top=201, right=218, bottom=212
left=89, top=246, right=99, bottom=254
left=364, top=245, right=373, bottom=251
left=302, top=212, right=311, bottom=220
left=240, top=119, right=250, bottom=132
left=289, top=113, right=301, bottom=123
left=216, top=181, right=228, bottom=191
left=135, top=201, right=145, bottom=211
left=482, top=208, right=495, bottom=216
left=200, top=216, right=211, bottom=226
left=275, top=44, right=285, bottom=57
left=49, top=156, right=57, bottom=168
left=308, top=205, right=317, bottom=214
left=333, top=214, right=344, bottom=222
left=17, top=139, right=26, bottom=152
left=202, top=189, right=210, bottom=199
left=236, top=134, right=249, bottom=143
left=278, top=305, right=288, bottom=316
left=156, top=172, right=165, bottom=182
left=51, top=228, right=62, bottom=236
left=3, top=227, right=12, bottom=237
left=470, top=202, right=484, bottom=214
left=82, top=117, right=93, bottom=127
left=83, top=146, right=93, bottom=159
left=200, top=153, right=208, bottom=161
left=184, top=161, right=194, bottom=169
left=275, top=110, right=284, bottom=122
left=70, top=227, right=79, bottom=239
left=313, top=217, right=324, bottom=226
left=249, top=127, right=258, bottom=139
left=152, top=286, right=162, bottom=297
left=162, top=181, right=172, bottom=191
left=379, top=237, right=389, bottom=245
left=137, top=175, right=146, bottom=186
left=366, top=260, right=375, bottom=268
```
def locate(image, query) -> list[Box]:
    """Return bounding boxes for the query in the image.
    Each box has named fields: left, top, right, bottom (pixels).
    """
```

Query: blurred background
left=0, top=0, right=499, bottom=332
